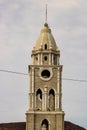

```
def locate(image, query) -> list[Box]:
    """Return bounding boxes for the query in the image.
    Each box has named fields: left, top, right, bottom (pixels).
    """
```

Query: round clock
left=40, top=68, right=53, bottom=81
left=41, top=69, right=50, bottom=78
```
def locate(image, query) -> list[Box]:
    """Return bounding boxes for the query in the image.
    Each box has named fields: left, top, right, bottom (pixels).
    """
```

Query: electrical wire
left=0, top=69, right=28, bottom=75
left=0, top=69, right=87, bottom=83
left=63, top=78, right=87, bottom=82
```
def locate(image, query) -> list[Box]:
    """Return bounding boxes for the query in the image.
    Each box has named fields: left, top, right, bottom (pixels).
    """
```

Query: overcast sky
left=0, top=0, right=87, bottom=129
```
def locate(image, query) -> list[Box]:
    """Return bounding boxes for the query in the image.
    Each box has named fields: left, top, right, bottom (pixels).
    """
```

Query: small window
left=44, top=44, right=47, bottom=50
left=44, top=56, right=47, bottom=61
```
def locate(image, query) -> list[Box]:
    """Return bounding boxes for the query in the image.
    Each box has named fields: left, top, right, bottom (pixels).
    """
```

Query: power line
left=0, top=69, right=28, bottom=75
left=0, top=69, right=87, bottom=83
left=63, top=78, right=87, bottom=83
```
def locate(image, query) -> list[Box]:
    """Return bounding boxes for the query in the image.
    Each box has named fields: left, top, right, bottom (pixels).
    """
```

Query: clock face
left=40, top=68, right=53, bottom=81
left=41, top=70, right=50, bottom=78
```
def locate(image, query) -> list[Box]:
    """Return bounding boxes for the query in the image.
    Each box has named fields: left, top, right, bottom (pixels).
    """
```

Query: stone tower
left=26, top=22, right=65, bottom=130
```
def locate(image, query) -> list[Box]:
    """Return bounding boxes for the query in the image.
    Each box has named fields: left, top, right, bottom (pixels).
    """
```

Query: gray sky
left=0, top=0, right=87, bottom=128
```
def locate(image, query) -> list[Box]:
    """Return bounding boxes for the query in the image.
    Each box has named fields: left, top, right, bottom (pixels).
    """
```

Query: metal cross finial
left=45, top=4, right=47, bottom=23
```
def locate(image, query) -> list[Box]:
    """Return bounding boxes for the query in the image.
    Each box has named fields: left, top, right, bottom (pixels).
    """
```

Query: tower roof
left=33, top=23, right=59, bottom=51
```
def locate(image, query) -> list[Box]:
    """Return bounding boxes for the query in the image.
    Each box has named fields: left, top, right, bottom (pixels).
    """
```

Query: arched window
left=54, top=55, right=57, bottom=65
left=41, top=119, right=49, bottom=130
left=36, top=89, right=42, bottom=110
left=49, top=89, right=55, bottom=110
left=49, top=89, right=55, bottom=96
left=44, top=44, right=47, bottom=50
left=36, top=89, right=42, bottom=99
left=44, top=56, right=47, bottom=61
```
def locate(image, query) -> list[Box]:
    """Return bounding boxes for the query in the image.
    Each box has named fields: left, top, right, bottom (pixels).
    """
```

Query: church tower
left=26, top=21, right=65, bottom=130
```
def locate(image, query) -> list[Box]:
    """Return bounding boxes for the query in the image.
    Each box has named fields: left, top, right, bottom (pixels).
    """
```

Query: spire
left=45, top=4, right=47, bottom=23
left=44, top=4, right=48, bottom=27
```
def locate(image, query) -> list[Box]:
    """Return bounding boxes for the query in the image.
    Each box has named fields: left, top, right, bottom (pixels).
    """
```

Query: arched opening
left=43, top=54, right=48, bottom=65
left=41, top=119, right=49, bottom=130
left=49, top=89, right=55, bottom=110
left=44, top=44, right=47, bottom=50
left=54, top=55, right=57, bottom=65
left=36, top=89, right=42, bottom=110
left=44, top=56, right=47, bottom=61
left=36, top=89, right=42, bottom=99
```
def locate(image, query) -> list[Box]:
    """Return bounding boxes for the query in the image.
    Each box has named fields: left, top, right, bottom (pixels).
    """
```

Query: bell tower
left=26, top=22, right=65, bottom=130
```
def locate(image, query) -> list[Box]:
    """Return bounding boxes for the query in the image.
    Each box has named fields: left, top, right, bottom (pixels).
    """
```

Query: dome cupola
left=33, top=23, right=59, bottom=51
left=31, top=23, right=60, bottom=66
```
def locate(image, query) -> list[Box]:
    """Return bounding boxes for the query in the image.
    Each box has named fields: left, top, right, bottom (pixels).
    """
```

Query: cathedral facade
left=26, top=22, right=64, bottom=130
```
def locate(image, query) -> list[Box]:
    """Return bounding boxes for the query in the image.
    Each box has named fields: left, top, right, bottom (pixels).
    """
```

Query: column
left=60, top=69, right=62, bottom=110
left=49, top=53, right=51, bottom=65
left=42, top=93, right=44, bottom=110
left=32, top=67, right=34, bottom=110
left=55, top=93, right=58, bottom=110
left=29, top=69, right=32, bottom=111
left=32, top=55, right=34, bottom=65
left=57, top=55, right=59, bottom=65
left=43, top=86, right=48, bottom=111
left=49, top=123, right=51, bottom=130
left=56, top=68, right=60, bottom=110
left=32, top=67, right=34, bottom=93
left=57, top=67, right=62, bottom=110
left=29, top=93, right=32, bottom=111
left=35, top=93, right=36, bottom=110
left=41, top=53, right=43, bottom=65
left=52, top=54, right=54, bottom=65
left=38, top=53, right=40, bottom=65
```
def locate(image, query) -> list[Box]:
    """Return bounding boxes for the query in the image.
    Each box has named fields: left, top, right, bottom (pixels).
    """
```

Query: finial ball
left=44, top=23, right=48, bottom=27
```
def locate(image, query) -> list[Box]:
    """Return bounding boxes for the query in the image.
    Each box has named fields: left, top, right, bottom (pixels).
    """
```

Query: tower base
left=26, top=111, right=65, bottom=130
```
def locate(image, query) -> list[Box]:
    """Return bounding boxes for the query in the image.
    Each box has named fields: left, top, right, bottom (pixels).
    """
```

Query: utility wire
left=0, top=69, right=87, bottom=83
left=63, top=78, right=87, bottom=83
left=0, top=69, right=28, bottom=75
